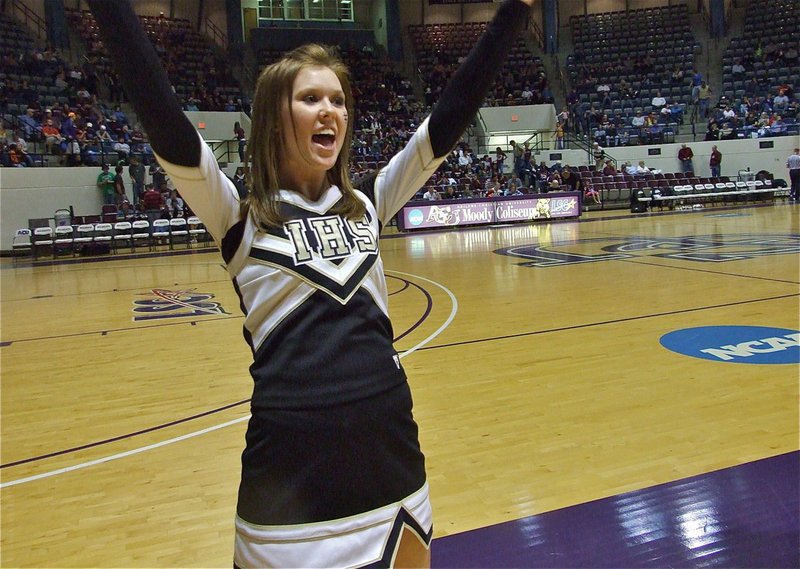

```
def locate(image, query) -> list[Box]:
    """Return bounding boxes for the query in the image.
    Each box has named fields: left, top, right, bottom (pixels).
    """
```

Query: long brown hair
left=244, top=44, right=364, bottom=228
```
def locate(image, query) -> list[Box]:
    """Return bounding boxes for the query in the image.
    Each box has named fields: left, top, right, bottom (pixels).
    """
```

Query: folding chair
left=131, top=220, right=152, bottom=251
left=72, top=224, right=95, bottom=255
left=32, top=227, right=54, bottom=260
left=53, top=225, right=75, bottom=257
left=151, top=219, right=170, bottom=249
left=113, top=221, right=133, bottom=253
left=92, top=223, right=114, bottom=254
left=11, top=228, right=32, bottom=261
left=187, top=216, right=208, bottom=247
left=169, top=217, right=189, bottom=249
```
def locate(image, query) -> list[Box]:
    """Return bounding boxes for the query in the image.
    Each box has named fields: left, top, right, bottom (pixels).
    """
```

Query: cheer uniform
left=88, top=0, right=528, bottom=565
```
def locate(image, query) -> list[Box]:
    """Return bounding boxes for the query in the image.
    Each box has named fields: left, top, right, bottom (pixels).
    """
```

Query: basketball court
left=1, top=203, right=798, bottom=567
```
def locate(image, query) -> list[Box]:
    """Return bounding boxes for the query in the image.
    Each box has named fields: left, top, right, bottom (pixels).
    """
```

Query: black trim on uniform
left=248, top=246, right=378, bottom=304
left=361, top=507, right=433, bottom=569
left=221, top=219, right=246, bottom=265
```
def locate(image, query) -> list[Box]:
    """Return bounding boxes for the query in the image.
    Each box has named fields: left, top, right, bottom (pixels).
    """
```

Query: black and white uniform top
left=155, top=120, right=444, bottom=409
left=87, top=0, right=528, bottom=405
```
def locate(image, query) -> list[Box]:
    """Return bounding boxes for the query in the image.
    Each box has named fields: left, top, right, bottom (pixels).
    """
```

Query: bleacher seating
left=65, top=9, right=245, bottom=112
left=717, top=0, right=799, bottom=139
left=408, top=22, right=551, bottom=107
left=566, top=5, right=698, bottom=144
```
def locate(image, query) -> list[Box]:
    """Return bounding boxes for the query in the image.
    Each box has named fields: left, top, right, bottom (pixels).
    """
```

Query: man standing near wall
left=788, top=147, right=800, bottom=202
left=709, top=145, right=722, bottom=178
left=96, top=163, right=116, bottom=205
left=678, top=144, right=694, bottom=173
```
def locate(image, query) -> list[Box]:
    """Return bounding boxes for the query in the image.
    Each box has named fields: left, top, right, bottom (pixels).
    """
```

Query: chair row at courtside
left=13, top=217, right=211, bottom=260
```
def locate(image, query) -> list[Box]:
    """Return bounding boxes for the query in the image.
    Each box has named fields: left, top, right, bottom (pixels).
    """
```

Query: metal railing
left=11, top=0, right=47, bottom=40
left=204, top=17, right=227, bottom=50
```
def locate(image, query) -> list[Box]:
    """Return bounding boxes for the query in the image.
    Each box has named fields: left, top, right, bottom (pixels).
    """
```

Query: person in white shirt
left=423, top=187, right=440, bottom=201
left=635, top=161, right=651, bottom=176
left=521, top=86, right=533, bottom=102
left=651, top=91, right=666, bottom=109
left=113, top=136, right=131, bottom=159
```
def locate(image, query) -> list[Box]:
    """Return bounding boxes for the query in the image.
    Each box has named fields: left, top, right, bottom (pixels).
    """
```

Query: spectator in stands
left=457, top=145, right=473, bottom=170
left=592, top=142, right=604, bottom=169
left=552, top=121, right=565, bottom=149
left=114, top=164, right=127, bottom=203
left=631, top=111, right=646, bottom=138
left=494, top=146, right=507, bottom=175
left=561, top=167, right=581, bottom=193
left=510, top=140, right=523, bottom=175
left=129, top=156, right=145, bottom=201
left=601, top=160, right=616, bottom=176
left=142, top=183, right=163, bottom=211
left=691, top=70, right=703, bottom=100
left=547, top=171, right=562, bottom=191
left=678, top=144, right=694, bottom=173
left=651, top=91, right=667, bottom=111
left=114, top=136, right=131, bottom=162
left=232, top=166, right=248, bottom=199
left=773, top=90, right=790, bottom=113
left=520, top=85, right=533, bottom=103
left=709, top=145, right=722, bottom=177
left=97, top=164, right=116, bottom=205
left=7, top=143, right=28, bottom=167
left=97, top=124, right=112, bottom=142
left=10, top=132, right=33, bottom=166
left=234, top=121, right=247, bottom=162
left=731, top=60, right=745, bottom=78
left=697, top=82, right=712, bottom=119
left=584, top=183, right=601, bottom=205
left=17, top=108, right=40, bottom=141
left=166, top=189, right=185, bottom=217
left=422, top=187, right=440, bottom=201
left=150, top=162, right=166, bottom=190
left=61, top=112, right=78, bottom=140
left=443, top=185, right=458, bottom=199
left=64, top=137, right=82, bottom=167
left=634, top=161, right=651, bottom=176
left=623, top=161, right=637, bottom=175
left=42, top=119, right=64, bottom=156
left=787, top=147, right=800, bottom=202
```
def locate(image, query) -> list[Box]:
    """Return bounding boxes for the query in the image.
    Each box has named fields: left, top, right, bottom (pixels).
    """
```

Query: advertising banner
left=400, top=194, right=581, bottom=231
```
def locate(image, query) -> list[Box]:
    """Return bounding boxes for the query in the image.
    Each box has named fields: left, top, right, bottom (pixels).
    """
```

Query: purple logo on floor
left=660, top=326, right=800, bottom=364
left=132, top=288, right=229, bottom=321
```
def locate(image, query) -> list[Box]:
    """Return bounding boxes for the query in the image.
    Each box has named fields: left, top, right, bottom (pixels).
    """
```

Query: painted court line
left=0, top=272, right=458, bottom=489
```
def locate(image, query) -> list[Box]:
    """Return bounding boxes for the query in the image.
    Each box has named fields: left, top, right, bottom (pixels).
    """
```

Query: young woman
left=87, top=0, right=532, bottom=566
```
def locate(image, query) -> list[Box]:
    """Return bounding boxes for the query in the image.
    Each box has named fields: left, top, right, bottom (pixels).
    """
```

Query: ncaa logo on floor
left=660, top=326, right=800, bottom=364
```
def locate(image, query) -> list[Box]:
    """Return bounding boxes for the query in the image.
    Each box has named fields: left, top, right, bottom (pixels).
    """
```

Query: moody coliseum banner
left=398, top=193, right=581, bottom=230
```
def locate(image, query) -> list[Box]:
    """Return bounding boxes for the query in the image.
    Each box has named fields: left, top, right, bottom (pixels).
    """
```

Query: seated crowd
left=413, top=140, right=599, bottom=204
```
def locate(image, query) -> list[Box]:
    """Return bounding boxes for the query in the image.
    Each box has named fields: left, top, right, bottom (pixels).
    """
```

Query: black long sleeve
left=428, top=0, right=529, bottom=158
left=87, top=0, right=200, bottom=167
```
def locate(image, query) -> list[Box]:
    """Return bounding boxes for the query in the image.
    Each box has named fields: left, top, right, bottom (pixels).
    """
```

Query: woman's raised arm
left=428, top=0, right=533, bottom=158
left=87, top=0, right=200, bottom=167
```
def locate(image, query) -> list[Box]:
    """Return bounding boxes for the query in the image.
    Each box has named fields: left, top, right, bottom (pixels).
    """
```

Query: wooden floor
left=1, top=204, right=798, bottom=568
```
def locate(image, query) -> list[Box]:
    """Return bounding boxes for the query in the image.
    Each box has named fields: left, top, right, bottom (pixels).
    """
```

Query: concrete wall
left=3, top=135, right=796, bottom=250
left=531, top=136, right=799, bottom=180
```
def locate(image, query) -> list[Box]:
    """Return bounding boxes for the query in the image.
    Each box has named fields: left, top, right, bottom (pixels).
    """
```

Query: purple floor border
left=433, top=451, right=799, bottom=568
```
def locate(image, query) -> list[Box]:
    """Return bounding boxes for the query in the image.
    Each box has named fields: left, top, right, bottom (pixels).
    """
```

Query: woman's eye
left=333, top=97, right=345, bottom=106
left=304, top=95, right=317, bottom=103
